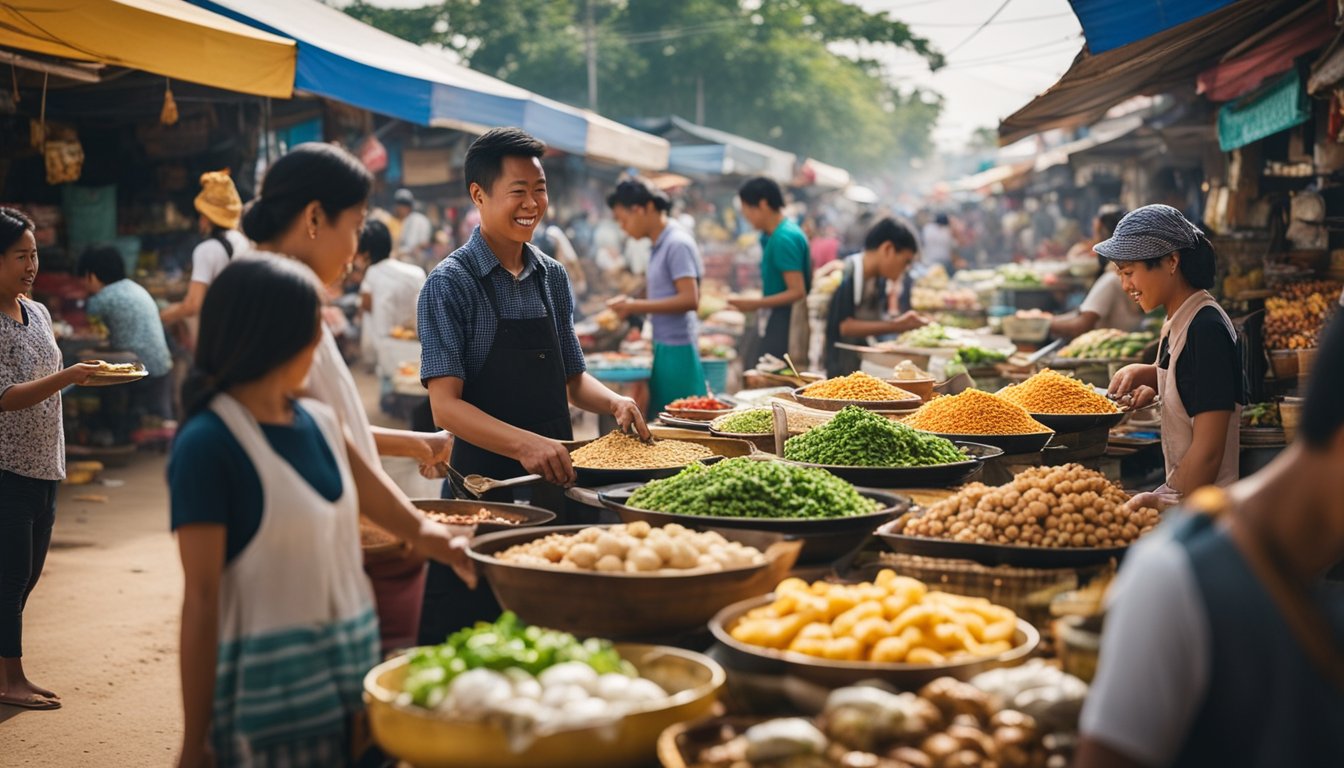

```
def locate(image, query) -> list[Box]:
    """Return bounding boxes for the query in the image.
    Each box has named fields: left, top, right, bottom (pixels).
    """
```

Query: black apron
left=419, top=262, right=574, bottom=644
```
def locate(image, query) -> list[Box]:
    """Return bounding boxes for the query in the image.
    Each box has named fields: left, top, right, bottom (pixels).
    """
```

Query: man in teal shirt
left=729, top=177, right=812, bottom=361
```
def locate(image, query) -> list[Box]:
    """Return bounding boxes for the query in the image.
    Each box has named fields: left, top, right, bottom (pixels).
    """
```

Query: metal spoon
left=463, top=473, right=543, bottom=497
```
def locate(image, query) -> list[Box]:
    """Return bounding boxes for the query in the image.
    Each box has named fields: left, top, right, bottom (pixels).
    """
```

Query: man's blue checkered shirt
left=417, top=227, right=585, bottom=385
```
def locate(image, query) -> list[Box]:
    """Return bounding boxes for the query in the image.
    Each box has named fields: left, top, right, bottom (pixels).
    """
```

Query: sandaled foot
left=0, top=693, right=61, bottom=710
left=27, top=682, right=59, bottom=700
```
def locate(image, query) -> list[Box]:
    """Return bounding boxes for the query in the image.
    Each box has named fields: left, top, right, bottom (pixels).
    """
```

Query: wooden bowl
left=365, top=644, right=724, bottom=768
left=792, top=386, right=922, bottom=413
left=468, top=525, right=802, bottom=639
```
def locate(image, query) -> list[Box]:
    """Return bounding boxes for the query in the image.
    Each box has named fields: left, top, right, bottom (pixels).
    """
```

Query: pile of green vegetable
left=896, top=323, right=953, bottom=348
left=783, top=406, right=965, bottom=467
left=626, top=456, right=880, bottom=519
left=951, top=345, right=1008, bottom=366
left=402, top=612, right=632, bottom=708
left=713, top=409, right=775, bottom=434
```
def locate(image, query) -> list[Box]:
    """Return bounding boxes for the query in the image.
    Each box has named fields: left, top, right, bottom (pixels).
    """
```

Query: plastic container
left=701, top=357, right=729, bottom=394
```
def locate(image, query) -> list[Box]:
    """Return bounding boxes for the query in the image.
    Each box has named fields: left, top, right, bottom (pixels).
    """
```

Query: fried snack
left=729, top=571, right=1019, bottom=665
left=904, top=389, right=1049, bottom=435
left=997, top=369, right=1118, bottom=415
left=899, top=463, right=1159, bottom=548
left=802, top=372, right=917, bottom=401
left=85, top=360, right=142, bottom=373
left=570, top=431, right=714, bottom=469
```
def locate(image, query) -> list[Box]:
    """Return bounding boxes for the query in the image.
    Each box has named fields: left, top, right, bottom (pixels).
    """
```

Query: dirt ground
left=0, top=367, right=600, bottom=765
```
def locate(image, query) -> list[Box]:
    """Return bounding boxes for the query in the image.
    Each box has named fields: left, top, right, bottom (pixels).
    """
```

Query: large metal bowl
left=467, top=525, right=802, bottom=639
left=1027, top=411, right=1125, bottom=434
left=364, top=643, right=725, bottom=768
left=709, top=594, right=1039, bottom=690
left=568, top=434, right=756, bottom=486
left=410, top=498, right=556, bottom=535
left=792, top=385, right=922, bottom=413
left=779, top=441, right=1003, bottom=488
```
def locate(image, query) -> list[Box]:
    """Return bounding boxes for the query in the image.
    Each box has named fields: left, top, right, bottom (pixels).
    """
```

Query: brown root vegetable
left=944, top=724, right=995, bottom=756
left=887, top=747, right=934, bottom=768
left=919, top=678, right=993, bottom=723
left=941, top=750, right=993, bottom=768
left=920, top=732, right=961, bottom=763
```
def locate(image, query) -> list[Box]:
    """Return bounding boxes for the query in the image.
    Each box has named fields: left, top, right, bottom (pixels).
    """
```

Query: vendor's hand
left=606, top=295, right=634, bottom=320
left=518, top=435, right=577, bottom=487
left=1113, top=385, right=1157, bottom=411
left=612, top=396, right=650, bottom=441
left=1107, top=363, right=1151, bottom=400
left=413, top=520, right=477, bottom=588
left=64, top=362, right=102, bottom=386
left=894, top=310, right=931, bottom=330
left=414, top=430, right=453, bottom=468
left=726, top=295, right=759, bottom=312
left=1123, top=491, right=1175, bottom=514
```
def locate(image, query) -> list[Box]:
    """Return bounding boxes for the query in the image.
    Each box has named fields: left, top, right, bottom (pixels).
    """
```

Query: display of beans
left=711, top=408, right=829, bottom=435
left=424, top=507, right=522, bottom=526
left=570, top=431, right=715, bottom=469
left=802, top=371, right=917, bottom=401
left=495, top=521, right=765, bottom=573
left=627, top=456, right=881, bottom=519
left=998, top=369, right=1118, bottom=415
left=897, top=464, right=1159, bottom=548
left=784, top=406, right=966, bottom=467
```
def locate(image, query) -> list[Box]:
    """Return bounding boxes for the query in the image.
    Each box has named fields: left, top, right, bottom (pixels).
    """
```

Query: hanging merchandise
left=44, top=134, right=84, bottom=184
left=1287, top=192, right=1328, bottom=251
left=358, top=133, right=388, bottom=174
left=1332, top=89, right=1344, bottom=144
left=160, top=79, right=179, bottom=126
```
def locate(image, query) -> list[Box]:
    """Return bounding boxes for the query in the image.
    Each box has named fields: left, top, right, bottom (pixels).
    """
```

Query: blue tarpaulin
left=188, top=0, right=665, bottom=169
left=1070, top=0, right=1238, bottom=54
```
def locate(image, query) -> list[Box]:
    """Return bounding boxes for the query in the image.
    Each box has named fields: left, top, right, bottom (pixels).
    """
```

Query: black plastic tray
left=1027, top=411, right=1126, bottom=434
left=875, top=518, right=1127, bottom=568
left=925, top=430, right=1054, bottom=455
left=779, top=441, right=1002, bottom=488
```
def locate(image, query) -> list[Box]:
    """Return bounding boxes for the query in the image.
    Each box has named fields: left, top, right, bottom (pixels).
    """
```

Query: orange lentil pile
left=998, top=369, right=1119, bottom=415
left=903, top=389, right=1050, bottom=435
left=802, top=371, right=917, bottom=401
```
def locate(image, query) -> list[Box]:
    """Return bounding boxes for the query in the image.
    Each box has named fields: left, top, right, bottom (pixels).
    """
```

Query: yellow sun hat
left=194, top=169, right=242, bottom=230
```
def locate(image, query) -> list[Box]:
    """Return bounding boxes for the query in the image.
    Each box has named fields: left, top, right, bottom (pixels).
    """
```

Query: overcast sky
left=361, top=0, right=1084, bottom=152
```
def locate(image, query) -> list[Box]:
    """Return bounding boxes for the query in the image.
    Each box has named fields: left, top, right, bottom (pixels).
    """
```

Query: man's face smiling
left=476, top=155, right=548, bottom=245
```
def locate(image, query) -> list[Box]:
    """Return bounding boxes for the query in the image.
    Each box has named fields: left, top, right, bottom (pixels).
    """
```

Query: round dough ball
left=595, top=554, right=624, bottom=572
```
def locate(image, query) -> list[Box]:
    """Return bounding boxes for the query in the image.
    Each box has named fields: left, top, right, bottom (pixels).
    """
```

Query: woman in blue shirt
left=606, top=178, right=707, bottom=413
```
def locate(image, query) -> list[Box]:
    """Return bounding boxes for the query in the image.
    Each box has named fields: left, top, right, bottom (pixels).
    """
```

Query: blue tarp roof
left=1070, top=0, right=1239, bottom=54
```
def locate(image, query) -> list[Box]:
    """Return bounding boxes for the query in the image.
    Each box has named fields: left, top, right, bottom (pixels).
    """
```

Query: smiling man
left=416, top=127, right=649, bottom=636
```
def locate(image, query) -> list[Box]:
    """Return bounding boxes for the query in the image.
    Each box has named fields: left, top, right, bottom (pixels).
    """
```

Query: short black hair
left=0, top=206, right=34, bottom=253
left=1137, top=234, right=1216, bottom=290
left=77, top=246, right=126, bottom=284
left=1096, top=204, right=1126, bottom=239
left=864, top=217, right=918, bottom=253
left=1301, top=313, right=1344, bottom=449
left=738, top=177, right=784, bottom=211
left=464, top=127, right=546, bottom=196
left=606, top=178, right=671, bottom=213
left=359, top=219, right=392, bottom=264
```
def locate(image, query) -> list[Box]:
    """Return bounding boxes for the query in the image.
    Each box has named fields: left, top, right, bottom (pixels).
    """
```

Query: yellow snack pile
left=802, top=371, right=916, bottom=401
left=730, top=571, right=1018, bottom=665
left=904, top=389, right=1049, bottom=435
left=997, top=369, right=1119, bottom=415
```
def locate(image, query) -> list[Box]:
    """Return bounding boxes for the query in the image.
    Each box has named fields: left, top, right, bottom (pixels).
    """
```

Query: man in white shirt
left=393, top=188, right=433, bottom=268
left=359, top=219, right=426, bottom=376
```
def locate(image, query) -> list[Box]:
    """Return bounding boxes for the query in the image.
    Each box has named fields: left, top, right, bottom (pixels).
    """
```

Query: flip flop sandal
left=0, top=694, right=61, bottom=710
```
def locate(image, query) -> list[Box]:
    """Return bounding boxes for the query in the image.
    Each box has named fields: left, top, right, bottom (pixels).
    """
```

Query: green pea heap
left=714, top=409, right=775, bottom=434
left=625, top=457, right=880, bottom=519
left=783, top=406, right=966, bottom=467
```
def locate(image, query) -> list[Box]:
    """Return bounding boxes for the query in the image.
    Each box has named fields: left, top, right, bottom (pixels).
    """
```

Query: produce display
left=626, top=457, right=882, bottom=520
left=903, top=390, right=1050, bottom=435
left=690, top=680, right=1053, bottom=768
left=424, top=507, right=525, bottom=527
left=729, top=571, right=1021, bottom=664
left=997, top=264, right=1044, bottom=288
left=801, top=372, right=917, bottom=401
left=400, top=612, right=634, bottom=708
left=783, top=406, right=966, bottom=468
left=667, top=395, right=733, bottom=411
left=1265, top=280, right=1341, bottom=350
left=390, top=324, right=418, bottom=340
left=997, top=369, right=1118, bottom=415
left=1242, top=402, right=1281, bottom=428
left=949, top=345, right=1008, bottom=367
left=570, top=431, right=713, bottom=469
left=398, top=614, right=669, bottom=740
left=970, top=660, right=1089, bottom=736
left=711, top=408, right=829, bottom=435
left=1057, top=329, right=1154, bottom=360
left=895, top=323, right=955, bottom=349
left=897, top=464, right=1159, bottom=548
left=492, top=521, right=766, bottom=573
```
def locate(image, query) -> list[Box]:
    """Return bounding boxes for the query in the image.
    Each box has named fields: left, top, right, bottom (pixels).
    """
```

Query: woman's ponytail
left=1178, top=233, right=1217, bottom=290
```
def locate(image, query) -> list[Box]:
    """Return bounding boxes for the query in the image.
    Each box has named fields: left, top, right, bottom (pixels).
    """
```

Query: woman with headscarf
left=1050, top=205, right=1146, bottom=338
left=1102, top=205, right=1246, bottom=512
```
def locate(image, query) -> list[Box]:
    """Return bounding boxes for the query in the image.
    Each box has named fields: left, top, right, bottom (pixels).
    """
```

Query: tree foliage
left=342, top=0, right=943, bottom=173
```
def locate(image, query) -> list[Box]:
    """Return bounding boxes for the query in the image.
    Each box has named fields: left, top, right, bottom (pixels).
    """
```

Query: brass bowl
left=709, top=594, right=1039, bottom=689
left=468, top=525, right=802, bottom=639
left=364, top=643, right=725, bottom=768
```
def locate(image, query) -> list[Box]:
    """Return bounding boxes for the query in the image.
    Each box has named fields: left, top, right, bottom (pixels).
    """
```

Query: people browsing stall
left=1102, top=205, right=1245, bottom=511
left=170, top=258, right=442, bottom=768
left=77, top=246, right=175, bottom=427
left=358, top=219, right=426, bottom=366
left=160, top=170, right=250, bottom=330
left=728, top=177, right=812, bottom=362
left=1077, top=313, right=1344, bottom=768
left=605, top=177, right=707, bottom=415
left=239, top=143, right=472, bottom=655
left=823, top=217, right=930, bottom=376
left=0, top=208, right=99, bottom=711
left=921, top=212, right=955, bottom=273
left=392, top=188, right=433, bottom=269
left=1050, top=205, right=1146, bottom=338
